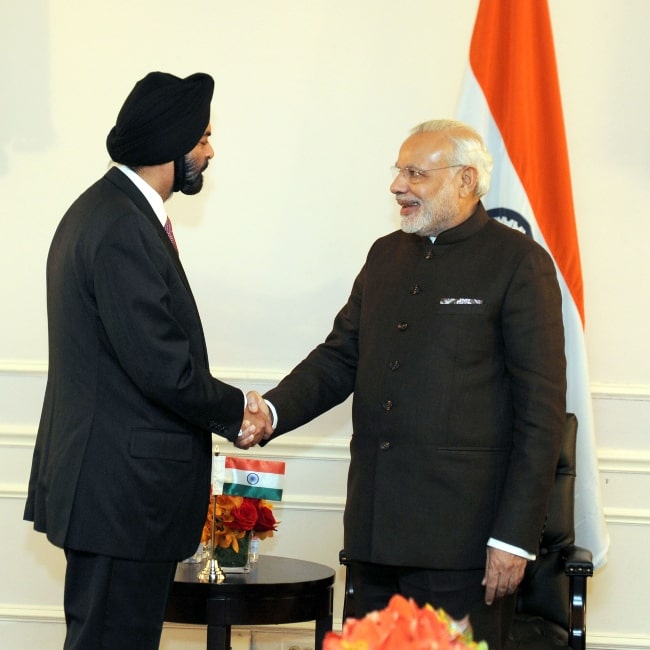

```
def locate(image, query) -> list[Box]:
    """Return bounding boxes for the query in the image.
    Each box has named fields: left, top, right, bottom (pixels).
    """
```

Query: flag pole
left=198, top=444, right=226, bottom=584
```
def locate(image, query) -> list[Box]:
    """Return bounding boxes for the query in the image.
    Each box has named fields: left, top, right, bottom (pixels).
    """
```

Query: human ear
left=459, top=167, right=478, bottom=197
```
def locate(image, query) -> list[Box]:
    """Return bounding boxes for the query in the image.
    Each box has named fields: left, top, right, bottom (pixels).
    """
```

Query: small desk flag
left=212, top=456, right=285, bottom=502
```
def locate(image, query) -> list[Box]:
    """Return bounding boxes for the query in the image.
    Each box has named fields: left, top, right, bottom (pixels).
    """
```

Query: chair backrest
left=514, top=412, right=577, bottom=630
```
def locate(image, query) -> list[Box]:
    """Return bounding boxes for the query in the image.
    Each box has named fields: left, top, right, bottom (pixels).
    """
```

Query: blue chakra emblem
left=246, top=472, right=260, bottom=486
left=487, top=207, right=532, bottom=237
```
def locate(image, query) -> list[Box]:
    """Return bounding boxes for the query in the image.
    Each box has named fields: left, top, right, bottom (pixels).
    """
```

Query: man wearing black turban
left=24, top=72, right=272, bottom=650
left=106, top=71, right=216, bottom=196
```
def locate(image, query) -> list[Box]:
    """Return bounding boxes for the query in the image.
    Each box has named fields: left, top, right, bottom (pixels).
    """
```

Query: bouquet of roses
left=323, top=594, right=488, bottom=650
left=201, top=494, right=278, bottom=553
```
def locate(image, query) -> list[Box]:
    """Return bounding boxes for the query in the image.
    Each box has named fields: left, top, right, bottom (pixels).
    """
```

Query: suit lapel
left=102, top=168, right=209, bottom=363
left=104, top=167, right=194, bottom=292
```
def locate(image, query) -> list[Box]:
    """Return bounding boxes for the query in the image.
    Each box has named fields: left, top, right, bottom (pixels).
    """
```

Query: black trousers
left=348, top=561, right=516, bottom=650
left=63, top=549, right=177, bottom=650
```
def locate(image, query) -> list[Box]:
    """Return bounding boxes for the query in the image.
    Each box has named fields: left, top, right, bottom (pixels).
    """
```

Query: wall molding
left=588, top=633, right=650, bottom=650
left=0, top=424, right=351, bottom=459
left=0, top=360, right=287, bottom=383
left=8, top=426, right=650, bottom=472
left=3, top=360, right=650, bottom=400
left=591, top=382, right=650, bottom=400
left=599, top=449, right=650, bottom=474
left=0, top=483, right=28, bottom=500
left=0, top=605, right=63, bottom=623
left=603, top=507, right=650, bottom=527
left=238, top=436, right=351, bottom=461
left=0, top=425, right=35, bottom=448
left=1, top=481, right=346, bottom=511
left=0, top=360, right=48, bottom=376
left=0, top=607, right=648, bottom=650
left=6, top=479, right=648, bottom=524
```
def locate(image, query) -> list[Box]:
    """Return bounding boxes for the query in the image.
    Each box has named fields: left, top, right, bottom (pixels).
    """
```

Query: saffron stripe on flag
left=468, top=0, right=584, bottom=324
left=456, top=0, right=609, bottom=568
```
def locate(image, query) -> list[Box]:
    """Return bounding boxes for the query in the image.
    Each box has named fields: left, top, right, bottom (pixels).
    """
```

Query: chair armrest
left=561, top=545, right=593, bottom=650
left=563, top=544, right=594, bottom=577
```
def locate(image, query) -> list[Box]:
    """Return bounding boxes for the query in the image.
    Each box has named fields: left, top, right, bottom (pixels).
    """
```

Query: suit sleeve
left=491, top=244, right=567, bottom=552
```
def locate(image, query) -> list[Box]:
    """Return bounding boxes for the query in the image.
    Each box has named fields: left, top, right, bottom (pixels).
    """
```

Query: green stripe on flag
left=222, top=484, right=283, bottom=501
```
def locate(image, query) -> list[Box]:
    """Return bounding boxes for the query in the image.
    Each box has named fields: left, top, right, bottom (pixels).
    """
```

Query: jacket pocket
left=129, top=428, right=193, bottom=461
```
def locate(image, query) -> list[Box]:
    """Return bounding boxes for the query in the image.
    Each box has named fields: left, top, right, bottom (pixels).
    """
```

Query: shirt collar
left=116, top=164, right=167, bottom=227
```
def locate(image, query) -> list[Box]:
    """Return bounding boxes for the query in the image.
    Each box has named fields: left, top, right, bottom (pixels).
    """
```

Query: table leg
left=315, top=613, right=333, bottom=650
left=206, top=623, right=231, bottom=650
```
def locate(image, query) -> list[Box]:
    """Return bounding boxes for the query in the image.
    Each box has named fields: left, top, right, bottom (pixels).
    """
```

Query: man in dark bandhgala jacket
left=249, top=119, right=566, bottom=650
left=24, top=71, right=271, bottom=650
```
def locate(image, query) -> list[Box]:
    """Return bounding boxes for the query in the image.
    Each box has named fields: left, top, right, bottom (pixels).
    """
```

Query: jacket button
left=388, top=360, right=400, bottom=371
left=410, top=284, right=421, bottom=295
left=380, top=441, right=391, bottom=451
left=382, top=400, right=393, bottom=411
left=397, top=322, right=408, bottom=331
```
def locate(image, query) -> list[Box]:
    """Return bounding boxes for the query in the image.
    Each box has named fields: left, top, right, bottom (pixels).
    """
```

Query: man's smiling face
left=390, top=131, right=465, bottom=237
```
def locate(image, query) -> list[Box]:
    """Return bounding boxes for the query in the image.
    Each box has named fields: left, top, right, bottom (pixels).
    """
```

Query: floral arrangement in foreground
left=201, top=493, right=278, bottom=553
left=323, top=594, right=488, bottom=650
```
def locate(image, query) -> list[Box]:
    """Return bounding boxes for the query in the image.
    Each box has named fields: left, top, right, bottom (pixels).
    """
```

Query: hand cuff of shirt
left=488, top=537, right=536, bottom=561
left=265, top=399, right=278, bottom=429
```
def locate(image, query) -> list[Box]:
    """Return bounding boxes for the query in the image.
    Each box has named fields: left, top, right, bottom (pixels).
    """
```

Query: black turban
left=106, top=72, right=214, bottom=166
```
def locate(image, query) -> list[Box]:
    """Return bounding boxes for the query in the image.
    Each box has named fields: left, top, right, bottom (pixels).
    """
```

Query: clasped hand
left=234, top=391, right=274, bottom=449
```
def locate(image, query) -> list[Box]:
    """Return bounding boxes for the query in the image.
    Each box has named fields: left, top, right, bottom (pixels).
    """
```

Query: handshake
left=236, top=391, right=274, bottom=449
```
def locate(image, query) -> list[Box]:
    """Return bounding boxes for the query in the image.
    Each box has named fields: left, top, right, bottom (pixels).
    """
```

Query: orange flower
left=201, top=494, right=279, bottom=550
left=323, top=595, right=488, bottom=650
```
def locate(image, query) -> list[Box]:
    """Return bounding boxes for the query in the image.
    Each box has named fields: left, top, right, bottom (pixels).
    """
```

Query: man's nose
left=390, top=173, right=408, bottom=194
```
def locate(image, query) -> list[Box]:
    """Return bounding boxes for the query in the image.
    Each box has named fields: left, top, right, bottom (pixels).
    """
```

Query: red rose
left=255, top=504, right=277, bottom=532
left=230, top=499, right=258, bottom=531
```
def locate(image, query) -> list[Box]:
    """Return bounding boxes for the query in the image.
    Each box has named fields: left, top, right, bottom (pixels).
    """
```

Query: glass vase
left=213, top=530, right=251, bottom=573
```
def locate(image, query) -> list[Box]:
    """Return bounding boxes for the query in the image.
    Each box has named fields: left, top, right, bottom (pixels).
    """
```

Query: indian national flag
left=456, top=0, right=609, bottom=567
left=212, top=456, right=285, bottom=502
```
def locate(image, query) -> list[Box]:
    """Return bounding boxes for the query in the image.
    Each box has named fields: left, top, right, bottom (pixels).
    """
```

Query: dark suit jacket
left=25, top=167, right=244, bottom=561
left=264, top=203, right=566, bottom=570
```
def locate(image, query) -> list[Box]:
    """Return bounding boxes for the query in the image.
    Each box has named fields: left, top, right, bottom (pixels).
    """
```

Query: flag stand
left=198, top=445, right=226, bottom=584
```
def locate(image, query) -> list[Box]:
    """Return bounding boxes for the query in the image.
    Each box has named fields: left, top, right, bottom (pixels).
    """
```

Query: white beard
left=400, top=180, right=459, bottom=237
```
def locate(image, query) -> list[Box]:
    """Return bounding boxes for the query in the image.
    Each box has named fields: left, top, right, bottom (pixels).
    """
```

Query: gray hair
left=410, top=119, right=493, bottom=198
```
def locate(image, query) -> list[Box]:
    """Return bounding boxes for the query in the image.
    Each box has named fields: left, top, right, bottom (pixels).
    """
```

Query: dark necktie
left=164, top=217, right=178, bottom=251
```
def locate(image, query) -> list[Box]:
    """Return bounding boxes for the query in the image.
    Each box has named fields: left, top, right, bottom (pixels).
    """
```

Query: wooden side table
left=165, top=555, right=335, bottom=650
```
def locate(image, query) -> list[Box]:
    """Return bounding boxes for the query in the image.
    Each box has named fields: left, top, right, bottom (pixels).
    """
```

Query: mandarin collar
left=429, top=201, right=489, bottom=246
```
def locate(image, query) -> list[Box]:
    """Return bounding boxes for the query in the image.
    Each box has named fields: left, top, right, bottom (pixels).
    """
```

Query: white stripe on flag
left=223, top=467, right=284, bottom=501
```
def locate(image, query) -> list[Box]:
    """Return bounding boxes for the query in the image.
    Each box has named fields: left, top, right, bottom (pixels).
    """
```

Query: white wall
left=1, top=1, right=649, bottom=648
